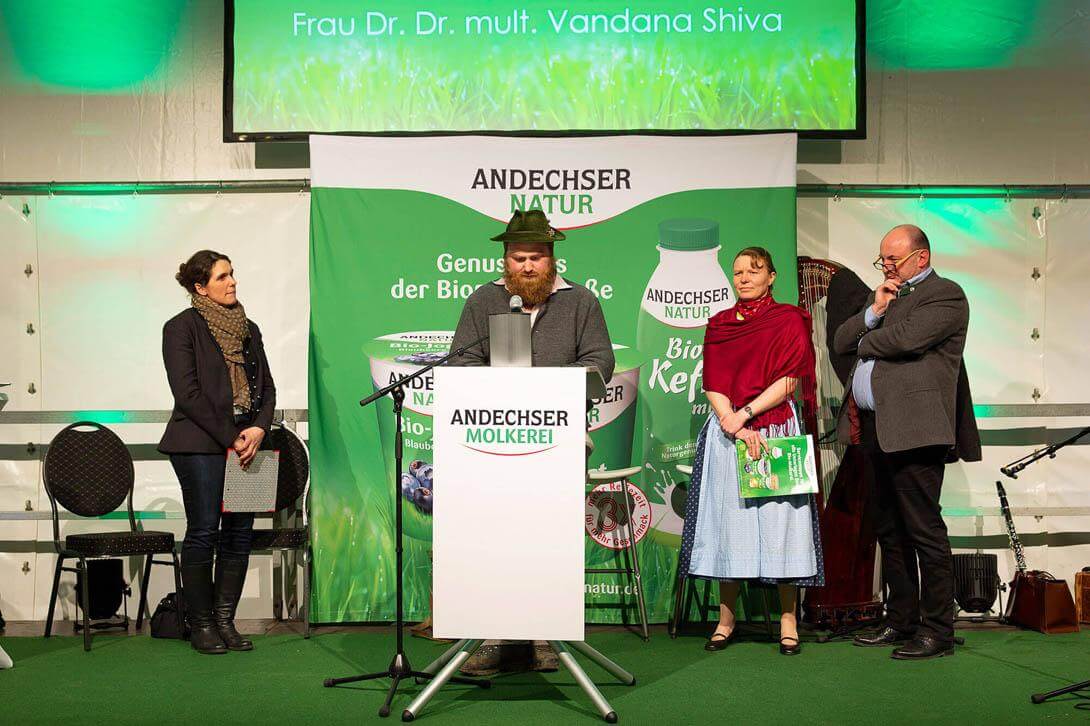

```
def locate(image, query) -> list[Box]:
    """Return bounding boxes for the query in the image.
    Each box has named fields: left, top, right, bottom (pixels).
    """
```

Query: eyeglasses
left=872, top=248, right=923, bottom=272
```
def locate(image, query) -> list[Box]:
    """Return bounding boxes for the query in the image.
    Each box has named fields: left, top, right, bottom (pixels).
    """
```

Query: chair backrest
left=268, top=423, right=310, bottom=517
left=43, top=422, right=134, bottom=528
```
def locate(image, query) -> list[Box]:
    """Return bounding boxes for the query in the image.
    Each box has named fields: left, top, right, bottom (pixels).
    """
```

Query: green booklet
left=735, top=435, right=818, bottom=499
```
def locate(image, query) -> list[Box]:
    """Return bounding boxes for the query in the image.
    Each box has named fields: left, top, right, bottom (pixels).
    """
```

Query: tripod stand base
left=814, top=616, right=883, bottom=644
left=1032, top=679, right=1090, bottom=704
left=323, top=649, right=490, bottom=718
left=401, top=639, right=635, bottom=722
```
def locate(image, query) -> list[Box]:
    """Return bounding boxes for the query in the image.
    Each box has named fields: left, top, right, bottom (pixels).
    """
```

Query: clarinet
left=995, top=480, right=1027, bottom=573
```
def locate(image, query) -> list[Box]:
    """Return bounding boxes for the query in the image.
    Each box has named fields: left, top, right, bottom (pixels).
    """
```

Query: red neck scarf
left=702, top=296, right=817, bottom=430
left=733, top=292, right=776, bottom=320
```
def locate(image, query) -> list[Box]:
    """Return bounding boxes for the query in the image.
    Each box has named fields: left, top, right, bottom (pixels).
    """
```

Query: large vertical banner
left=309, top=134, right=796, bottom=622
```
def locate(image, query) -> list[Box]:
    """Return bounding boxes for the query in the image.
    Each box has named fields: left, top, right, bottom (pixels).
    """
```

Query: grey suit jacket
left=832, top=270, right=970, bottom=454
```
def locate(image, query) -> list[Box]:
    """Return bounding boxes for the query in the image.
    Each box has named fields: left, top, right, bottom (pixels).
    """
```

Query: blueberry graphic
left=412, top=486, right=433, bottom=515
left=400, top=460, right=435, bottom=516
left=400, top=472, right=418, bottom=499
left=396, top=352, right=447, bottom=365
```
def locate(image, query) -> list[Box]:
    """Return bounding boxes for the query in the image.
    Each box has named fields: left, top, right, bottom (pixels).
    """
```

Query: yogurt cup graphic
left=587, top=345, right=645, bottom=474
left=365, top=331, right=453, bottom=542
left=585, top=345, right=652, bottom=551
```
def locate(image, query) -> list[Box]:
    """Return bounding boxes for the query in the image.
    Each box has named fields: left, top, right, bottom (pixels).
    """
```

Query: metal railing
left=4, top=180, right=1088, bottom=198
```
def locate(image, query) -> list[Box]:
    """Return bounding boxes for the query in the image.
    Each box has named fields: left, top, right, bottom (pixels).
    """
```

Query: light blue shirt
left=852, top=267, right=934, bottom=411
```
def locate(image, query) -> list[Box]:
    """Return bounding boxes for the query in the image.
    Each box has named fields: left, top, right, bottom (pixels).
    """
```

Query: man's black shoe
left=891, top=636, right=955, bottom=660
left=852, top=625, right=913, bottom=648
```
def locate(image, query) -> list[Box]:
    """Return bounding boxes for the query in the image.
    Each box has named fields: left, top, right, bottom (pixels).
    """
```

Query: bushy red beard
left=503, top=262, right=557, bottom=308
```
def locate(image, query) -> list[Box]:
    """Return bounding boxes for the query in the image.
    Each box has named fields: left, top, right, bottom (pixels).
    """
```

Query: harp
left=796, top=257, right=883, bottom=630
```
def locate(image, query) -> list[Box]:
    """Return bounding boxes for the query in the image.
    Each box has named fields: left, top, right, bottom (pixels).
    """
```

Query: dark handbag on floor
left=150, top=592, right=189, bottom=640
left=74, top=558, right=128, bottom=620
left=1007, top=571, right=1079, bottom=634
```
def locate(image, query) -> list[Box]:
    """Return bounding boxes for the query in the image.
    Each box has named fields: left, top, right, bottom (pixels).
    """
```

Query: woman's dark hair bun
left=176, top=250, right=231, bottom=293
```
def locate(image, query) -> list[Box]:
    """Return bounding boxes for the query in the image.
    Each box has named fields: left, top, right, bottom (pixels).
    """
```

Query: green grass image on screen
left=231, top=1, right=858, bottom=134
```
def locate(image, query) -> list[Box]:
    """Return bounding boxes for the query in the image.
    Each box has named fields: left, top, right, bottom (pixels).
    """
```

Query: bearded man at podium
left=448, top=209, right=614, bottom=675
left=449, top=209, right=614, bottom=377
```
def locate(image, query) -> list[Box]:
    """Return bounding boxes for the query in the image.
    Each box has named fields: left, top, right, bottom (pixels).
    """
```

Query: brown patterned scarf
left=191, top=294, right=251, bottom=411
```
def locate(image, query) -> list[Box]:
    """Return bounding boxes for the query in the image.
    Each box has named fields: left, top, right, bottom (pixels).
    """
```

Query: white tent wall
left=2, top=0, right=1089, bottom=623
left=0, top=196, right=42, bottom=621
left=0, top=193, right=310, bottom=621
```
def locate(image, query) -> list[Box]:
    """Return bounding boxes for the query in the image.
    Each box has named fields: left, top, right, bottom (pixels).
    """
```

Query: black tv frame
left=223, top=1, right=865, bottom=142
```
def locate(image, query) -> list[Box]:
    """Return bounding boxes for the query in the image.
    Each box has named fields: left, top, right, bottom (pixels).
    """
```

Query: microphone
left=1000, top=466, right=1017, bottom=479
left=509, top=295, right=523, bottom=312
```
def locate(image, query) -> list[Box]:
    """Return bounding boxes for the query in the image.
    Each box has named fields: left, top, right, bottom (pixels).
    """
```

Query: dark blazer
left=158, top=308, right=276, bottom=454
left=832, top=270, right=980, bottom=458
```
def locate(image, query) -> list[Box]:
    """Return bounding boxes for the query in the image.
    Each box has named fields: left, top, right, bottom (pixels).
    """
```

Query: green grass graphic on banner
left=309, top=185, right=796, bottom=623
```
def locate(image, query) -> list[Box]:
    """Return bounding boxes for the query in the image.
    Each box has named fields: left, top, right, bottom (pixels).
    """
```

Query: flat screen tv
left=225, top=1, right=864, bottom=140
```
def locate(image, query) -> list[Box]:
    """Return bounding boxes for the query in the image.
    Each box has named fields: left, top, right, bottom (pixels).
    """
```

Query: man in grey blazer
left=833, top=224, right=980, bottom=660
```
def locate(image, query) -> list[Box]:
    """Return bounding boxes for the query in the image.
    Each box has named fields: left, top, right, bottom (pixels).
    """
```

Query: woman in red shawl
left=678, top=247, right=823, bottom=656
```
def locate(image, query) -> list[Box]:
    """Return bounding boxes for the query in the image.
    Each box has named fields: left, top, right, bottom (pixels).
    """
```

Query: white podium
left=405, top=367, right=634, bottom=723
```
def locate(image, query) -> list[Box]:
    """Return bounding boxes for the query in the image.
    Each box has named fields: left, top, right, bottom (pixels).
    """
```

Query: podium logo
left=450, top=407, right=569, bottom=456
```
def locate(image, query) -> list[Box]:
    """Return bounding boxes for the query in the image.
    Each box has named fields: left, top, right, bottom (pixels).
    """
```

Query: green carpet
left=2, top=628, right=1089, bottom=724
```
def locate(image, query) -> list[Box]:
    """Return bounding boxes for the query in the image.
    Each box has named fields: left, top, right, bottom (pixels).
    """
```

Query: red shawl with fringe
left=702, top=296, right=817, bottom=430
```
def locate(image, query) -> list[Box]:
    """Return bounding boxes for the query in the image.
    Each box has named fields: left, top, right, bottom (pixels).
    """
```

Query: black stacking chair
left=43, top=421, right=180, bottom=651
left=250, top=422, right=312, bottom=638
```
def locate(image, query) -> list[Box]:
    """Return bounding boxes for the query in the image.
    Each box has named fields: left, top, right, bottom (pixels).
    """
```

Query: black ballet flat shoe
left=779, top=636, right=802, bottom=656
left=704, top=630, right=735, bottom=652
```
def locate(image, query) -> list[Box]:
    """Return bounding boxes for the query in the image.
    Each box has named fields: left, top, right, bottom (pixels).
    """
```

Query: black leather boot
left=181, top=561, right=227, bottom=655
left=214, top=558, right=253, bottom=651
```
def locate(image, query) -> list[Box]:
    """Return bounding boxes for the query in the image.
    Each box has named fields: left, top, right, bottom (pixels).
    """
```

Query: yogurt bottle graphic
left=637, top=219, right=734, bottom=546
left=364, top=331, right=453, bottom=542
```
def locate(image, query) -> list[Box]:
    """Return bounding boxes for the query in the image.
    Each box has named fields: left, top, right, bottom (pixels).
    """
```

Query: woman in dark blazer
left=159, top=250, right=276, bottom=654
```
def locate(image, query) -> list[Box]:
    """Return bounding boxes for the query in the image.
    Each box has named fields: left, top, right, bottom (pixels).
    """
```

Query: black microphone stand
left=1001, top=426, right=1090, bottom=479
left=323, top=333, right=491, bottom=717
left=1001, top=426, right=1090, bottom=707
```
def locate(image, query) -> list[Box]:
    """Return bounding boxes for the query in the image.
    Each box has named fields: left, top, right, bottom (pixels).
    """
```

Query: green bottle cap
left=658, top=218, right=719, bottom=251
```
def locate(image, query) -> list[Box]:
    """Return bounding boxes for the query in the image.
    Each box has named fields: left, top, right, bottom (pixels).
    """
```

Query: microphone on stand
left=490, top=295, right=531, bottom=366
left=1000, top=465, right=1017, bottom=479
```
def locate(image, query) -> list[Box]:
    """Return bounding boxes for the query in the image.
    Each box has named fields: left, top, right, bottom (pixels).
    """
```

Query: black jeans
left=170, top=453, right=254, bottom=565
left=860, top=410, right=954, bottom=643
